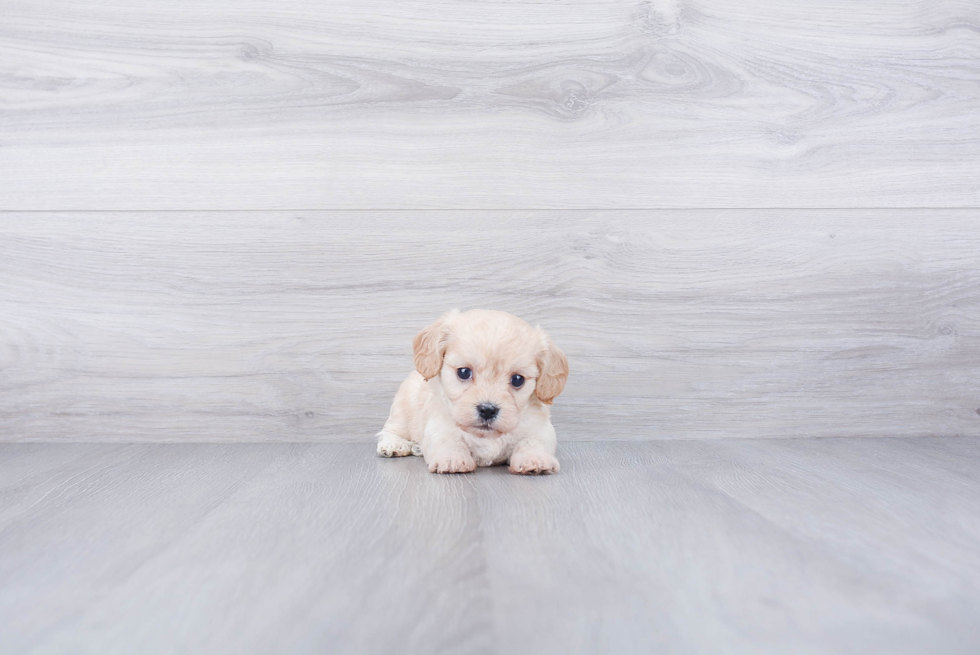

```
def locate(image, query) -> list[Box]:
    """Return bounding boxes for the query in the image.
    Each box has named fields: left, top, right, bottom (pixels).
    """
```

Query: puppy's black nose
left=477, top=403, right=500, bottom=421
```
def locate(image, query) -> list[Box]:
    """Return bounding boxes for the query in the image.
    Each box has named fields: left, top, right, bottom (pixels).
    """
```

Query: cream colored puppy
left=376, top=309, right=568, bottom=474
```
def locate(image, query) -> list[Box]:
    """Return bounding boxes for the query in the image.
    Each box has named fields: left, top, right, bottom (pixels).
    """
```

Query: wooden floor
left=2, top=438, right=979, bottom=654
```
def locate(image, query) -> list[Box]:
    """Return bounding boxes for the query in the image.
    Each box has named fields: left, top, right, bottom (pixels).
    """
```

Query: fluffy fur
left=376, top=309, right=568, bottom=474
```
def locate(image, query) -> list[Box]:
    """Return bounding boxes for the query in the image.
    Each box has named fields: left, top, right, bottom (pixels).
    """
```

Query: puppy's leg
left=509, top=443, right=560, bottom=474
left=425, top=442, right=476, bottom=474
left=422, top=422, right=476, bottom=474
left=376, top=376, right=418, bottom=458
left=509, top=422, right=560, bottom=475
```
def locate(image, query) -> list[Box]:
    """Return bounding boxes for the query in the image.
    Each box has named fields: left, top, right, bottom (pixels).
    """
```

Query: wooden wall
left=1, top=1, right=978, bottom=440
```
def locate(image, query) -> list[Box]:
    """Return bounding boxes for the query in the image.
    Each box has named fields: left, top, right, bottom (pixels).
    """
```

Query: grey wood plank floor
left=1, top=438, right=978, bottom=655
left=3, top=210, right=978, bottom=442
left=2, top=0, right=978, bottom=209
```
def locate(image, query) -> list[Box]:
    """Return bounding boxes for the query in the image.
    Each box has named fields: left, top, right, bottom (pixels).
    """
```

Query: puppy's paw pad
left=427, top=452, right=476, bottom=474
left=509, top=452, right=560, bottom=475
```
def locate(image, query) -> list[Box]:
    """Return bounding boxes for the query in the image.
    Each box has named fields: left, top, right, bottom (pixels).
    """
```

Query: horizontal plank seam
left=2, top=207, right=980, bottom=213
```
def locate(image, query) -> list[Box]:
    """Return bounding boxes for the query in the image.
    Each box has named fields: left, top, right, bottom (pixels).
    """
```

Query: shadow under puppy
left=377, top=309, right=568, bottom=474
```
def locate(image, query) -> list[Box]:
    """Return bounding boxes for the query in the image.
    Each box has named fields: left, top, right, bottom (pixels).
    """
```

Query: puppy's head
left=413, top=309, right=568, bottom=437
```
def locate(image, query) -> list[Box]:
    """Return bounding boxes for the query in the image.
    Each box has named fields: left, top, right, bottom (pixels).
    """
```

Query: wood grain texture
left=1, top=439, right=979, bottom=654
left=1, top=0, right=978, bottom=209
left=2, top=209, right=978, bottom=442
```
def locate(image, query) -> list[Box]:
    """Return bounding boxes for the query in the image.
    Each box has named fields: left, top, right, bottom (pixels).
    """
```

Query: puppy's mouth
left=470, top=421, right=501, bottom=437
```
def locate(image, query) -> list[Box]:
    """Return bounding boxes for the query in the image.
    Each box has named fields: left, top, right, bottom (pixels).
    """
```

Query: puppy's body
left=377, top=309, right=568, bottom=474
left=378, top=370, right=556, bottom=469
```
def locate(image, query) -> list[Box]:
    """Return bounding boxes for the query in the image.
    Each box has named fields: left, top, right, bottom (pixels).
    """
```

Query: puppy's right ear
left=535, top=330, right=569, bottom=405
left=413, top=310, right=458, bottom=380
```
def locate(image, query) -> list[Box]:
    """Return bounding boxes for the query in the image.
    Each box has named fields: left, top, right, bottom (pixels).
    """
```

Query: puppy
left=376, top=309, right=568, bottom=474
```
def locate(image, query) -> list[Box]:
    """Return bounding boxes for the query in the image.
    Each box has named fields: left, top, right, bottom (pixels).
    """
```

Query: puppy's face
left=413, top=309, right=568, bottom=437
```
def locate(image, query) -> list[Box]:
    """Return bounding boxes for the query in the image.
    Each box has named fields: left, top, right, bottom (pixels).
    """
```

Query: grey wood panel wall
left=2, top=1, right=977, bottom=442
left=2, top=210, right=977, bottom=442
left=1, top=0, right=978, bottom=209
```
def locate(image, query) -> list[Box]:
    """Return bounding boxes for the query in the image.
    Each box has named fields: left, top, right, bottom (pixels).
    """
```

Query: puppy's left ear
left=535, top=330, right=568, bottom=405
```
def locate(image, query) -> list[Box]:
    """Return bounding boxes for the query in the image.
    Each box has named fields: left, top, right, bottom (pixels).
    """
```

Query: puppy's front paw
left=509, top=451, right=560, bottom=475
left=377, top=432, right=414, bottom=458
left=427, top=450, right=476, bottom=474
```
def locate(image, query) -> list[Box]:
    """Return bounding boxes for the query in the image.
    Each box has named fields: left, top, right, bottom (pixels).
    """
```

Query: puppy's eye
left=511, top=374, right=525, bottom=388
left=456, top=367, right=472, bottom=380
